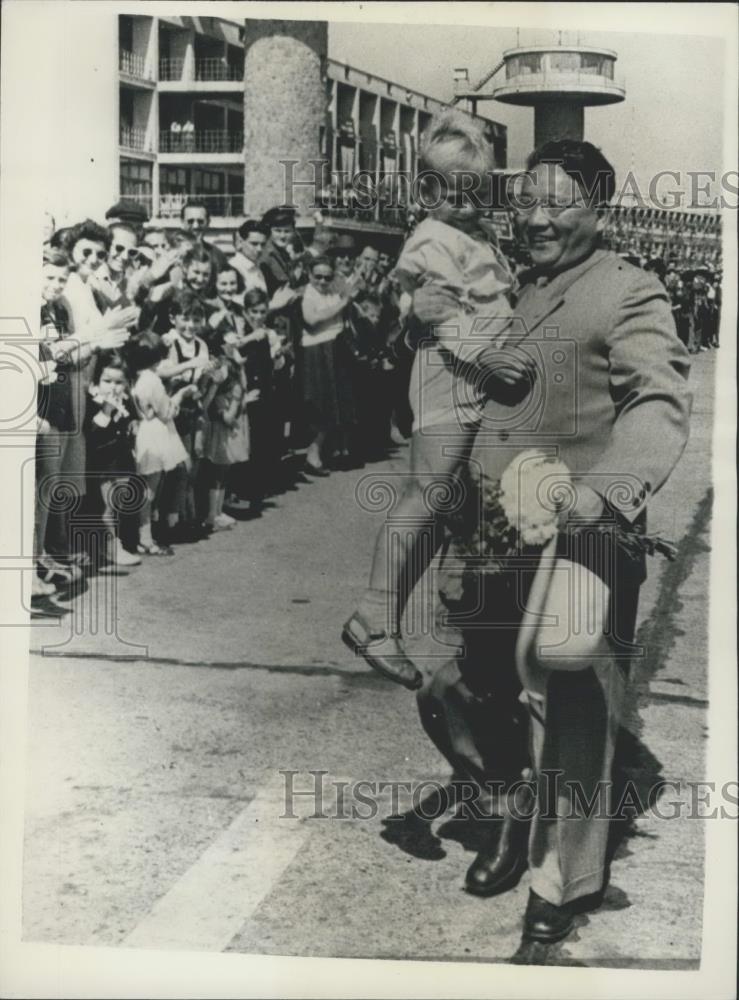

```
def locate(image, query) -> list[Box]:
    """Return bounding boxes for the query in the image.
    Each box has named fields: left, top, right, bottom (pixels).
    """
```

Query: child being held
left=343, top=108, right=534, bottom=690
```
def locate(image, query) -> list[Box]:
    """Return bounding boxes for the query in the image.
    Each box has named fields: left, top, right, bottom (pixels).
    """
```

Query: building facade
left=116, top=13, right=507, bottom=235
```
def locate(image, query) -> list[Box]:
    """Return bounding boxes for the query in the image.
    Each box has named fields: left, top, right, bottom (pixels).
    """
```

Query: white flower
left=38, top=360, right=57, bottom=384
left=499, top=450, right=571, bottom=546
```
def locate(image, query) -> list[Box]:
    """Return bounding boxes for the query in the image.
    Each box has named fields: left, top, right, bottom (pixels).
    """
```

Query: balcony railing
left=157, top=192, right=245, bottom=218
left=159, top=130, right=244, bottom=154
left=158, top=57, right=244, bottom=82
left=119, top=49, right=152, bottom=80
left=119, top=126, right=148, bottom=152
left=196, top=58, right=243, bottom=82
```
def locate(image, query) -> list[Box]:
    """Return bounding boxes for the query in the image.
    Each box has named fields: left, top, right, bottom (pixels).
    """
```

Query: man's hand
left=270, top=284, right=301, bottom=311
left=148, top=248, right=181, bottom=283
left=95, top=328, right=130, bottom=351
left=476, top=345, right=536, bottom=387
left=102, top=305, right=139, bottom=331
left=412, top=285, right=459, bottom=325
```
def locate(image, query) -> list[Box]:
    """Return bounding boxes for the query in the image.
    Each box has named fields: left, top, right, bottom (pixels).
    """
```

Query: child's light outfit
left=163, top=330, right=209, bottom=384
left=393, top=218, right=514, bottom=432
left=202, top=384, right=250, bottom=466
left=132, top=368, right=188, bottom=474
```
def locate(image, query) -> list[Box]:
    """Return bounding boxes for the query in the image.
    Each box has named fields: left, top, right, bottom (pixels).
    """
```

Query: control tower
left=455, top=44, right=625, bottom=146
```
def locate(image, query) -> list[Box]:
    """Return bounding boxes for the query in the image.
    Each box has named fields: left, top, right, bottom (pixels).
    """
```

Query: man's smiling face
left=517, top=164, right=603, bottom=274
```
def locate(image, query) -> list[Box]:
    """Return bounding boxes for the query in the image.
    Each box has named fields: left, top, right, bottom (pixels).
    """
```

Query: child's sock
left=356, top=587, right=397, bottom=634
left=140, top=523, right=154, bottom=547
left=207, top=488, right=223, bottom=526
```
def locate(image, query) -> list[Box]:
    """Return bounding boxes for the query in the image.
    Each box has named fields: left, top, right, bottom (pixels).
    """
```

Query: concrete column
left=533, top=102, right=584, bottom=146
left=243, top=19, right=328, bottom=219
left=132, top=15, right=157, bottom=80
left=170, top=29, right=194, bottom=82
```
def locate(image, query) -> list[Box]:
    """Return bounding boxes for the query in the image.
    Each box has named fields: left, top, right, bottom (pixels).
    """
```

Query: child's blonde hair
left=419, top=109, right=495, bottom=176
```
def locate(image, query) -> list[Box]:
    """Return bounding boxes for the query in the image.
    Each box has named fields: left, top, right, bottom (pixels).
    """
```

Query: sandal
left=136, top=543, right=174, bottom=556
left=341, top=611, right=423, bottom=691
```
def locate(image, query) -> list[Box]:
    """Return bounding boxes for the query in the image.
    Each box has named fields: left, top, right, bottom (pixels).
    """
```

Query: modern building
left=114, top=13, right=507, bottom=236
left=455, top=43, right=625, bottom=146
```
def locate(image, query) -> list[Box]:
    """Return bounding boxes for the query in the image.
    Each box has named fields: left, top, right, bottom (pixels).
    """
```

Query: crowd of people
left=33, top=199, right=412, bottom=607
left=33, top=190, right=721, bottom=610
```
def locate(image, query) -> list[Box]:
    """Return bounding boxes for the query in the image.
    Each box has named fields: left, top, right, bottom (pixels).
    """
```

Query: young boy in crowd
left=161, top=289, right=212, bottom=540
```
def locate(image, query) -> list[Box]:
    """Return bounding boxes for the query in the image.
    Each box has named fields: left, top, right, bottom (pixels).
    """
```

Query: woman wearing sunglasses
left=89, top=222, right=142, bottom=311
left=42, top=220, right=139, bottom=572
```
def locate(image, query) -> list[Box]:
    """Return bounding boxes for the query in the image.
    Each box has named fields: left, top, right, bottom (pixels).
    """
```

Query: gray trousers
left=418, top=549, right=641, bottom=906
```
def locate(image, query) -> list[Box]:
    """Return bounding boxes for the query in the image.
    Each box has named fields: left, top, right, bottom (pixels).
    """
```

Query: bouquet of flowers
left=445, top=450, right=678, bottom=569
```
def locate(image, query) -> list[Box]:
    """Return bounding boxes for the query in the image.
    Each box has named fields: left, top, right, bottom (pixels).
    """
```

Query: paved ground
left=22, top=354, right=716, bottom=968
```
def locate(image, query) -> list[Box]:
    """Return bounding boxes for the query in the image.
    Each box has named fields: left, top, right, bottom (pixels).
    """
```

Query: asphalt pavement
left=22, top=353, right=717, bottom=968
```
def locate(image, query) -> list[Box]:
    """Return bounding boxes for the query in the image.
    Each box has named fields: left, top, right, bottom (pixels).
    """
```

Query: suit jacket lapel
left=510, top=249, right=611, bottom=343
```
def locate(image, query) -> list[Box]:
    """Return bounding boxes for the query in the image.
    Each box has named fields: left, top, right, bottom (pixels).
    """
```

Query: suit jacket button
left=639, top=488, right=646, bottom=500
left=644, top=481, right=652, bottom=491
left=633, top=497, right=640, bottom=507
left=499, top=430, right=510, bottom=441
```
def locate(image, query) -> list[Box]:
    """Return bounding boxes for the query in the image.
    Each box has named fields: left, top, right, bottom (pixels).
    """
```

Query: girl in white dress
left=130, top=334, right=196, bottom=555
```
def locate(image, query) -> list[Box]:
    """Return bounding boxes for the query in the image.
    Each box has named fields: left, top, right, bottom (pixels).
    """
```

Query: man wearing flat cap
left=259, top=205, right=299, bottom=297
left=105, top=198, right=149, bottom=227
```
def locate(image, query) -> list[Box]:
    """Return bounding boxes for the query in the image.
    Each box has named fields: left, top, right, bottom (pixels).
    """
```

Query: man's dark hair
left=42, top=247, right=71, bottom=269
left=169, top=288, right=207, bottom=319
left=243, top=287, right=269, bottom=309
left=181, top=199, right=210, bottom=221
left=109, top=220, right=144, bottom=244
left=236, top=219, right=268, bottom=241
left=526, top=139, right=616, bottom=205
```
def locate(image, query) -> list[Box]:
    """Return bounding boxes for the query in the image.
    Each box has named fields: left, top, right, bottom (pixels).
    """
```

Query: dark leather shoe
left=464, top=794, right=532, bottom=896
left=341, top=611, right=423, bottom=691
left=523, top=890, right=574, bottom=943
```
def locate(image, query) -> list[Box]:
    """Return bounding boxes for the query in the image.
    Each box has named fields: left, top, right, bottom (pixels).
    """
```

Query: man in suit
left=180, top=200, right=228, bottom=293
left=411, top=140, right=692, bottom=945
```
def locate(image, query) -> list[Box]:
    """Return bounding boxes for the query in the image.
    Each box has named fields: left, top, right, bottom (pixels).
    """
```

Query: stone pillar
left=533, top=102, right=584, bottom=147
left=243, top=19, right=328, bottom=220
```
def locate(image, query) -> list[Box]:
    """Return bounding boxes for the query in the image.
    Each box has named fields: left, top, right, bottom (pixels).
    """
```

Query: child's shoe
left=341, top=611, right=423, bottom=691
left=111, top=539, right=141, bottom=567
left=215, top=512, right=236, bottom=528
left=31, top=573, right=57, bottom=598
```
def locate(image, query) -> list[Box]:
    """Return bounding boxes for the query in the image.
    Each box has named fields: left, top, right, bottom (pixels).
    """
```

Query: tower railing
left=497, top=69, right=626, bottom=92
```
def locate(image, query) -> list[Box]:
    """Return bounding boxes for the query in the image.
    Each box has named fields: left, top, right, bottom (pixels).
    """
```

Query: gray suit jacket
left=472, top=249, right=692, bottom=522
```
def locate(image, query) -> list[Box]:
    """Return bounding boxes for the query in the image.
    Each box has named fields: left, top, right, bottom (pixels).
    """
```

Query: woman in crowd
left=298, top=256, right=355, bottom=474
left=41, top=224, right=135, bottom=573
